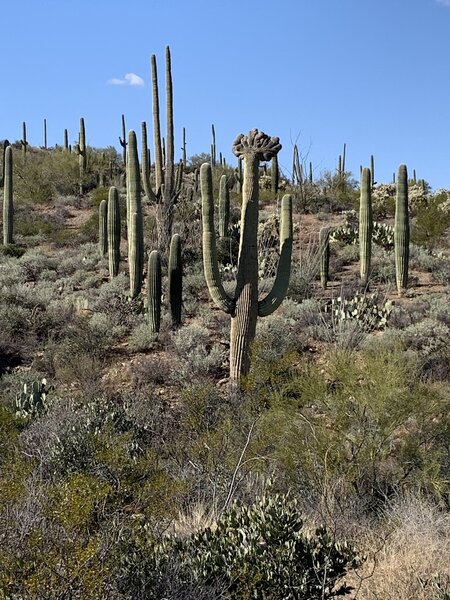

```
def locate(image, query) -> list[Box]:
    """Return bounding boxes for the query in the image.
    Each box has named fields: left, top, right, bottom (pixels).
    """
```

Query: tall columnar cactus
left=148, top=250, right=162, bottom=333
left=126, top=130, right=144, bottom=298
left=309, top=161, right=313, bottom=184
left=107, top=186, right=121, bottom=278
left=211, top=124, right=216, bottom=167
left=218, top=174, right=230, bottom=238
left=43, top=119, right=47, bottom=149
left=119, top=114, right=127, bottom=166
left=359, top=167, right=373, bottom=286
left=394, top=164, right=409, bottom=296
left=319, top=226, right=331, bottom=289
left=3, top=146, right=13, bottom=245
left=77, top=117, right=87, bottom=193
left=98, top=199, right=108, bottom=257
left=168, top=233, right=182, bottom=326
left=64, top=129, right=69, bottom=152
left=370, top=154, right=375, bottom=186
left=21, top=122, right=28, bottom=161
left=271, top=153, right=279, bottom=195
left=182, top=127, right=187, bottom=168
left=148, top=46, right=177, bottom=252
left=201, top=130, right=293, bottom=384
left=0, top=140, right=10, bottom=187
left=141, top=121, right=157, bottom=203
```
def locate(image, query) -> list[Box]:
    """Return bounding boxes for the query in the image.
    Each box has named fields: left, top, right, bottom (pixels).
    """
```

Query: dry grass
left=350, top=493, right=450, bottom=599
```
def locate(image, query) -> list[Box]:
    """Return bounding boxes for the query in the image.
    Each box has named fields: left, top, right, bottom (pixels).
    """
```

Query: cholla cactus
left=201, top=129, right=293, bottom=384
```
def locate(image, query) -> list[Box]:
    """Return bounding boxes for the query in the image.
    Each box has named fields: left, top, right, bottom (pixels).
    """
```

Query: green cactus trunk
left=64, top=129, right=69, bottom=151
left=3, top=146, right=13, bottom=245
left=126, top=130, right=144, bottom=298
left=147, top=250, right=162, bottom=333
left=359, top=167, right=373, bottom=286
left=43, top=119, right=47, bottom=149
left=211, top=124, right=216, bottom=167
left=271, top=154, right=279, bottom=195
left=98, top=199, right=108, bottom=257
left=168, top=233, right=182, bottom=326
left=119, top=114, right=127, bottom=165
left=370, top=154, right=375, bottom=186
left=319, top=226, right=330, bottom=289
left=78, top=117, right=86, bottom=193
left=218, top=174, right=230, bottom=238
left=107, top=186, right=121, bottom=278
left=394, top=164, right=409, bottom=296
left=21, top=122, right=28, bottom=161
left=201, top=130, right=293, bottom=385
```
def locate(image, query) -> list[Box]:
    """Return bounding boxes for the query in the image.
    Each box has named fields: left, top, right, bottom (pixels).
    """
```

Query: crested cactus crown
left=232, top=129, right=281, bottom=162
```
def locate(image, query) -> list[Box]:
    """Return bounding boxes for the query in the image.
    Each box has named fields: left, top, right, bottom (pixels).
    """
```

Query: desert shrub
left=170, top=323, right=226, bottom=382
left=402, top=318, right=450, bottom=379
left=412, top=195, right=450, bottom=250
left=255, top=344, right=450, bottom=508
left=117, top=493, right=362, bottom=599
left=0, top=243, right=26, bottom=258
left=128, top=321, right=158, bottom=352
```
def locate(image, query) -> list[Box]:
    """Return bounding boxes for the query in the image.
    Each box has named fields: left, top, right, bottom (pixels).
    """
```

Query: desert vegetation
left=0, top=47, right=449, bottom=599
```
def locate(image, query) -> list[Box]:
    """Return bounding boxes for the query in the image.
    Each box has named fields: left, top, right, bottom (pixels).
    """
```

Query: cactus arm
left=319, top=226, right=331, bottom=289
left=218, top=174, right=230, bottom=238
left=200, top=163, right=235, bottom=314
left=258, top=194, right=293, bottom=317
left=141, top=121, right=158, bottom=203
left=151, top=54, right=164, bottom=190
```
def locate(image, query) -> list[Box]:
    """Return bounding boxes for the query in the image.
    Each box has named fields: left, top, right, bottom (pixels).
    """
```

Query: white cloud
left=436, top=0, right=450, bottom=5
left=107, top=72, right=144, bottom=86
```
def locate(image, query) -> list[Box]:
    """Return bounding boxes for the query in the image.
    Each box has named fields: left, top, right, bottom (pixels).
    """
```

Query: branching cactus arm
left=200, top=163, right=235, bottom=314
left=258, top=194, right=293, bottom=317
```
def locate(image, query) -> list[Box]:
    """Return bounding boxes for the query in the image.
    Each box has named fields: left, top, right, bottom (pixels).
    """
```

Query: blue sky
left=1, top=0, right=450, bottom=189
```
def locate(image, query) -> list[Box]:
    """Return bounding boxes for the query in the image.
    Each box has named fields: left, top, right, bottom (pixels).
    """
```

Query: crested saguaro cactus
left=98, top=199, right=108, bottom=257
left=201, top=129, right=293, bottom=384
left=3, top=146, right=13, bottom=245
left=359, top=167, right=373, bottom=286
left=394, top=164, right=409, bottom=296
left=147, top=250, right=162, bottom=333
left=126, top=130, right=144, bottom=298
left=107, top=186, right=121, bottom=278
left=168, top=233, right=183, bottom=326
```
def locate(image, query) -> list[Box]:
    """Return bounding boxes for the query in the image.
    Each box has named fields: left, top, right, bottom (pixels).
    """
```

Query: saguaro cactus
left=218, top=174, right=230, bottom=238
left=394, top=164, right=409, bottom=296
left=168, top=233, right=182, bottom=326
left=271, top=153, right=279, bottom=195
left=201, top=129, right=293, bottom=384
left=98, top=199, right=108, bottom=257
left=211, top=124, right=216, bottom=167
left=43, top=119, right=47, bottom=149
left=21, top=122, right=28, bottom=161
left=359, top=167, right=373, bottom=286
left=64, top=129, right=69, bottom=152
left=76, top=117, right=87, bottom=193
left=148, top=250, right=162, bottom=333
left=107, top=186, right=121, bottom=278
left=119, top=114, right=127, bottom=166
left=3, top=146, right=13, bottom=245
left=319, top=226, right=331, bottom=289
left=126, top=130, right=144, bottom=298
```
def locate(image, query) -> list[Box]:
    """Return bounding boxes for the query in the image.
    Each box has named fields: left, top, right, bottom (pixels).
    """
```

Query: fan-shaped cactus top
left=232, top=129, right=281, bottom=161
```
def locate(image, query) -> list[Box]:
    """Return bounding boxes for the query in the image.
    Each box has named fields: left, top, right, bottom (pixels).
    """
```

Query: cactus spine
left=3, top=146, right=13, bottom=245
left=168, top=233, right=182, bottom=326
left=107, top=186, right=121, bottom=278
left=218, top=174, right=230, bottom=238
left=394, top=164, right=409, bottom=296
left=201, top=130, right=293, bottom=384
left=319, top=226, right=331, bottom=289
left=359, top=167, right=373, bottom=286
left=126, top=130, right=144, bottom=298
left=98, top=199, right=108, bottom=257
left=147, top=250, right=162, bottom=333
